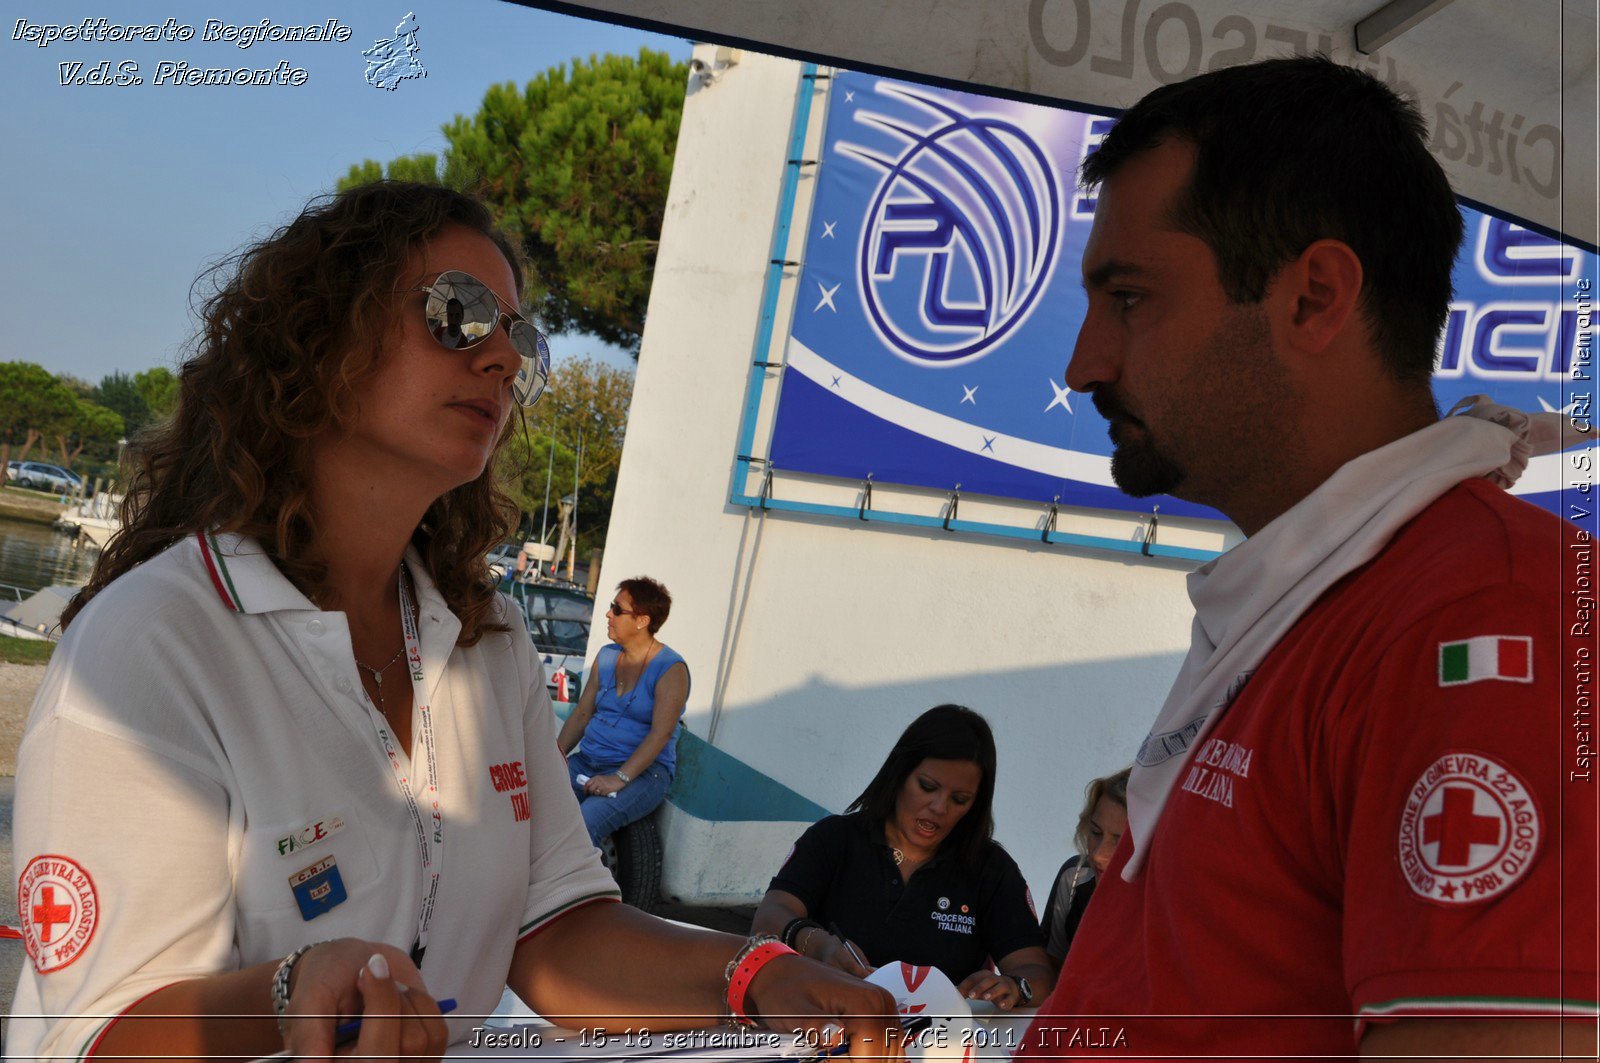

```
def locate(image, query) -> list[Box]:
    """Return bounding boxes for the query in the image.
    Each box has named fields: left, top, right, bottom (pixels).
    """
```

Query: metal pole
left=537, top=437, right=554, bottom=579
left=568, top=428, right=583, bottom=582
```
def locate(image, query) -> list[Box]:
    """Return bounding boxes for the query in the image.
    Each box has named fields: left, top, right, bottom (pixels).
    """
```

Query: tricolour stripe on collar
left=196, top=532, right=243, bottom=612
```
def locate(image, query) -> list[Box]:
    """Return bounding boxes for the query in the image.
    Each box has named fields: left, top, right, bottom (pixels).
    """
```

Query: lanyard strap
left=360, top=565, right=442, bottom=966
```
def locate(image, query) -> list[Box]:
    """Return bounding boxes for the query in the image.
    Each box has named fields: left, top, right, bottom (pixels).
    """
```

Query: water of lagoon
left=0, top=518, right=97, bottom=598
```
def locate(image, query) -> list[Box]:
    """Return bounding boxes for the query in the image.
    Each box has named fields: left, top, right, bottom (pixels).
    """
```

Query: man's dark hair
left=847, top=704, right=998, bottom=870
left=1082, top=55, right=1463, bottom=385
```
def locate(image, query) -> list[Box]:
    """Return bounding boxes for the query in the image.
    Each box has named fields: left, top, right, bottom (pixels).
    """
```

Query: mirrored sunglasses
left=407, top=269, right=550, bottom=407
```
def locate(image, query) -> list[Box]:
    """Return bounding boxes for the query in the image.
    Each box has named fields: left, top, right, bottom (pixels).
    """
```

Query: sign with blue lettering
left=766, top=71, right=1595, bottom=526
left=1437, top=216, right=1594, bottom=519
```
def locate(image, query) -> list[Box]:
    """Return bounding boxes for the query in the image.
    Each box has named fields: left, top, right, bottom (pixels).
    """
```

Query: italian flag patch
left=1438, top=636, right=1533, bottom=686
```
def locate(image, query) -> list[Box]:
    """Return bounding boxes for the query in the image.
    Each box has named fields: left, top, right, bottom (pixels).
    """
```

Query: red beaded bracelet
left=725, top=938, right=796, bottom=1027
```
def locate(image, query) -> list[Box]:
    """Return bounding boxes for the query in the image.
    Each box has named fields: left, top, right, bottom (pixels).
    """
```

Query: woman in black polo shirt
left=752, top=705, right=1054, bottom=1010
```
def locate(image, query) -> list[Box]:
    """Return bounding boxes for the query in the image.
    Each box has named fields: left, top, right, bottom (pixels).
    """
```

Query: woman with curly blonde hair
left=10, top=182, right=897, bottom=1062
left=1038, top=767, right=1130, bottom=975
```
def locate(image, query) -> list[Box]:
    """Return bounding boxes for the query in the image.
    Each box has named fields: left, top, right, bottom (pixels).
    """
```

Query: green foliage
left=498, top=429, right=579, bottom=523
left=57, top=374, right=95, bottom=398
left=533, top=356, right=634, bottom=489
left=389, top=153, right=444, bottom=185
left=336, top=153, right=442, bottom=193
left=339, top=159, right=386, bottom=190
left=349, top=48, right=688, bottom=353
left=0, top=363, right=78, bottom=447
left=0, top=362, right=125, bottom=471
left=92, top=371, right=153, bottom=437
left=133, top=367, right=179, bottom=420
left=496, top=356, right=635, bottom=551
left=69, top=398, right=123, bottom=455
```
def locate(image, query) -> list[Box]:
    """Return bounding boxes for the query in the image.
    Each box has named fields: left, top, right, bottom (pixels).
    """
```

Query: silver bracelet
left=271, top=941, right=328, bottom=1038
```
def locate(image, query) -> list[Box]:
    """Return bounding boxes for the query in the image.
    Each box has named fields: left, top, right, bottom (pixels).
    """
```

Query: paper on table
left=864, top=962, right=978, bottom=1063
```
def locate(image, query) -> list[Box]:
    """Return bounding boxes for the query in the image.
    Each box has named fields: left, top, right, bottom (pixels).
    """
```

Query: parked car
left=13, top=462, right=83, bottom=494
left=495, top=577, right=594, bottom=703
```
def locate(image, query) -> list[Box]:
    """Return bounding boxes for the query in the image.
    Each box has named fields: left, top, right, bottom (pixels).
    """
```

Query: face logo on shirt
left=1397, top=752, right=1541, bottom=906
left=18, top=855, right=98, bottom=974
left=275, top=815, right=346, bottom=858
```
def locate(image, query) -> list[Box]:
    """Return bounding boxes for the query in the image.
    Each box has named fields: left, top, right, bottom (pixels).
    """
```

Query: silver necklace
left=353, top=570, right=413, bottom=712
left=354, top=647, right=406, bottom=708
left=617, top=640, right=661, bottom=705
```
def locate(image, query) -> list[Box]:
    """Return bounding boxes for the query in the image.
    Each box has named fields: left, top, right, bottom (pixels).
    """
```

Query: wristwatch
left=615, top=770, right=632, bottom=784
left=1014, top=976, right=1034, bottom=1006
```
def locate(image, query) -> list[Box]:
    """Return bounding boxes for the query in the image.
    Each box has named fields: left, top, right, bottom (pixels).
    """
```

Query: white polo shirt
left=7, top=533, right=620, bottom=1060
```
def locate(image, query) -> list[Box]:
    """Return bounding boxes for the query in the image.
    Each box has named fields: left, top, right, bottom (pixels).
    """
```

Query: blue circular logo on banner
left=853, top=90, right=1061, bottom=364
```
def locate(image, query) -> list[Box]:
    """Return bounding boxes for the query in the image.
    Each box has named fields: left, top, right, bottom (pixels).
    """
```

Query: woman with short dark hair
left=558, top=575, right=688, bottom=846
left=752, top=705, right=1054, bottom=1010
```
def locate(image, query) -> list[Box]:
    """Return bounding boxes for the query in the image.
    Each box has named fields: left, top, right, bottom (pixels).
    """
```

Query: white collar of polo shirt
left=196, top=531, right=464, bottom=704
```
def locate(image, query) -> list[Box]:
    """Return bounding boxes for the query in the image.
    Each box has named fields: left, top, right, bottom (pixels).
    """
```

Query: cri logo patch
left=19, top=855, right=97, bottom=974
left=1397, top=752, right=1540, bottom=906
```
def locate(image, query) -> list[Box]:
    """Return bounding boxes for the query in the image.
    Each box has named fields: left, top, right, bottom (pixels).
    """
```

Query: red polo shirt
left=1021, top=480, right=1598, bottom=1059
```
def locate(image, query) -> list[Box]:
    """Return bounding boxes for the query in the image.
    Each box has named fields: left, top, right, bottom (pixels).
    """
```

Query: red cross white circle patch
left=18, top=855, right=99, bottom=974
left=1397, top=752, right=1540, bottom=906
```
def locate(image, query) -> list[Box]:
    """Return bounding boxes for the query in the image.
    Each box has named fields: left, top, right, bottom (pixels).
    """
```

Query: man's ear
left=1275, top=239, right=1364, bottom=355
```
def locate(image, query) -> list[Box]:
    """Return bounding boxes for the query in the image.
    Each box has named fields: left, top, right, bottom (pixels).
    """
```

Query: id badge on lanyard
left=361, top=565, right=443, bottom=968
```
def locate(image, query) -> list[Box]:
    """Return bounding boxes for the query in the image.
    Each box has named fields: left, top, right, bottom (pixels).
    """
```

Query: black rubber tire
left=599, top=813, right=663, bottom=913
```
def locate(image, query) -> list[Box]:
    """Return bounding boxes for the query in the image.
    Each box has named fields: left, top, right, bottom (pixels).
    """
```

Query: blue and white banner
left=766, top=70, right=1596, bottom=527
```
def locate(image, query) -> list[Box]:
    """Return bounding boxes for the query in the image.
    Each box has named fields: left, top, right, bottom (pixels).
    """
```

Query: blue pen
left=334, top=997, right=457, bottom=1044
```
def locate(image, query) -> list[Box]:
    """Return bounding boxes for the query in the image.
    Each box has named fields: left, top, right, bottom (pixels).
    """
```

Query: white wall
left=594, top=46, right=1213, bottom=905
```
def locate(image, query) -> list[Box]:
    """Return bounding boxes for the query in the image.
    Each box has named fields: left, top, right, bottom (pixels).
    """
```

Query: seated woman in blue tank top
left=558, top=576, right=689, bottom=846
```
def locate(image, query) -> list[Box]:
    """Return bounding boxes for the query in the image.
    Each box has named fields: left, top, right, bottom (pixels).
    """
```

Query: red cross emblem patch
left=1397, top=752, right=1540, bottom=906
left=18, top=855, right=98, bottom=974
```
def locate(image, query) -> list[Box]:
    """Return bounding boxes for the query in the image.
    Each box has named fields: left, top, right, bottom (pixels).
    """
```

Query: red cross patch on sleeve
left=18, top=855, right=99, bottom=974
left=1396, top=752, right=1541, bottom=906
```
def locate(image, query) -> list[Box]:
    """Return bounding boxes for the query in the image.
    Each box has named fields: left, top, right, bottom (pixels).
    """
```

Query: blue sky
left=0, top=1, right=689, bottom=386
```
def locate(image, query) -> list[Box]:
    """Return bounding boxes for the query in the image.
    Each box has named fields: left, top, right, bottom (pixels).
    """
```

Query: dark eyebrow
left=1082, top=260, right=1150, bottom=292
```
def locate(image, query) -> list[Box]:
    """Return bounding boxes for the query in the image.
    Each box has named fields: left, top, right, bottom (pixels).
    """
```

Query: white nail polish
left=368, top=953, right=390, bottom=980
